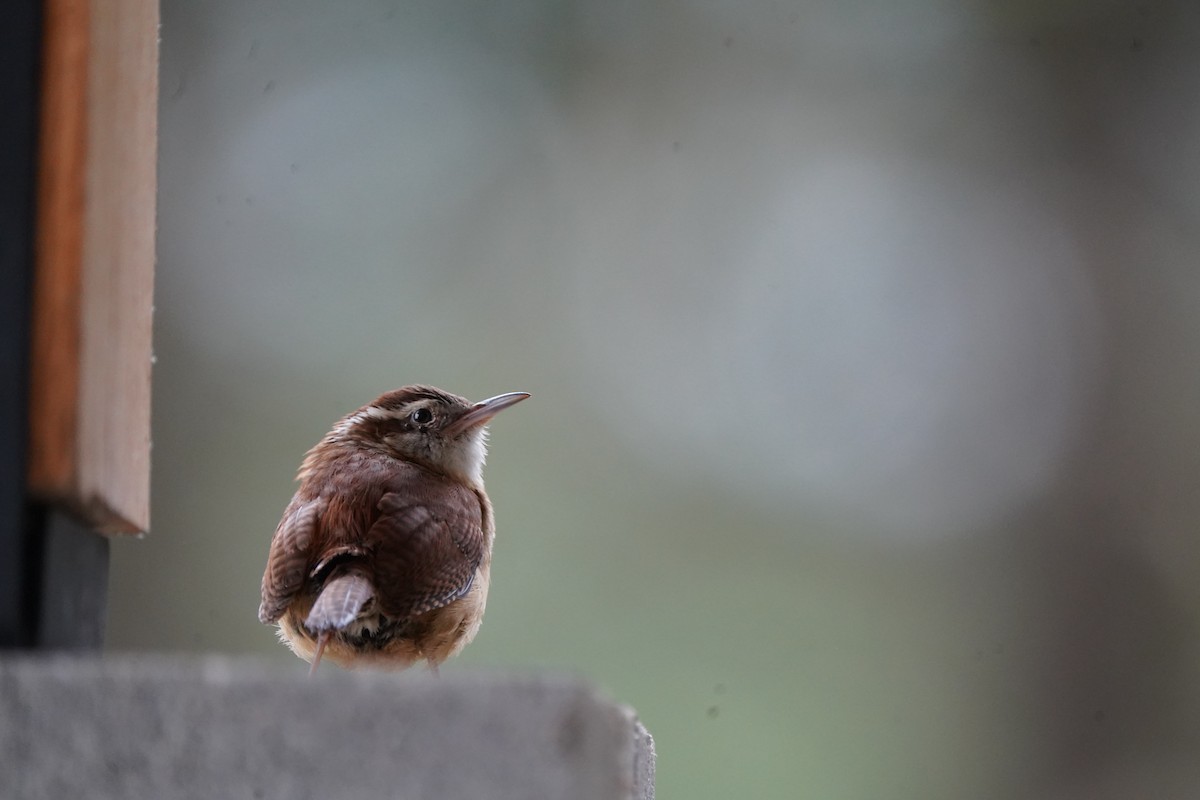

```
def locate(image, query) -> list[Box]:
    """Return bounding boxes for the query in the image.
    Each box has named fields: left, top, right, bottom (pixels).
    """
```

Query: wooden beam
left=28, top=0, right=158, bottom=534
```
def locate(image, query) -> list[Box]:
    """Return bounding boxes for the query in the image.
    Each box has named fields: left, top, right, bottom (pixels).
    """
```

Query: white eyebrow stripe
left=333, top=405, right=410, bottom=434
left=359, top=406, right=403, bottom=421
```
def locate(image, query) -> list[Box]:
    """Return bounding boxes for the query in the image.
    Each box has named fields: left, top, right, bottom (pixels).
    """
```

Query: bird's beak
left=445, top=392, right=530, bottom=436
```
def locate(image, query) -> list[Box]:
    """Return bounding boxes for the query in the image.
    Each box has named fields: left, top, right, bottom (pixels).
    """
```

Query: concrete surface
left=0, top=656, right=654, bottom=800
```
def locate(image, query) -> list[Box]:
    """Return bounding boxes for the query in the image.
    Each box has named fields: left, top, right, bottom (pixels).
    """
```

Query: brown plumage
left=258, top=385, right=528, bottom=672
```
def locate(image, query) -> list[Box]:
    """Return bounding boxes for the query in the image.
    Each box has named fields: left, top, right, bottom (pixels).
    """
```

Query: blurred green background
left=108, top=1, right=1200, bottom=797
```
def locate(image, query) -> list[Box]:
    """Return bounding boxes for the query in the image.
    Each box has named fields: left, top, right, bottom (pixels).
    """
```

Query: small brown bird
left=258, top=385, right=529, bottom=673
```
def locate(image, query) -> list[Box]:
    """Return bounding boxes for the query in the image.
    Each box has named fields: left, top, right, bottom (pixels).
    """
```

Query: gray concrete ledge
left=0, top=656, right=654, bottom=800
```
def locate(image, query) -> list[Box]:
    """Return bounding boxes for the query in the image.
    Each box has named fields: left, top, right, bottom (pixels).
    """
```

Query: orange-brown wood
left=28, top=0, right=158, bottom=534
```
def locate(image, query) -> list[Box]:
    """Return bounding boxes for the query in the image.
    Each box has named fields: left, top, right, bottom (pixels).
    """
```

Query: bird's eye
left=411, top=408, right=434, bottom=425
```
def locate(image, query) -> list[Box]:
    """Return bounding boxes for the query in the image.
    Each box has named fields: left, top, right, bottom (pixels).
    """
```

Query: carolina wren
left=258, top=385, right=529, bottom=673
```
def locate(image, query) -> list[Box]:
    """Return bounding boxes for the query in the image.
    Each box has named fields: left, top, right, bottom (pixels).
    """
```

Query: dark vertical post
left=0, top=0, right=43, bottom=647
left=35, top=509, right=109, bottom=648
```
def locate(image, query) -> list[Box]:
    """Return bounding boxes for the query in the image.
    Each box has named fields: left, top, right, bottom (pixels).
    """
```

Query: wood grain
left=28, top=0, right=158, bottom=534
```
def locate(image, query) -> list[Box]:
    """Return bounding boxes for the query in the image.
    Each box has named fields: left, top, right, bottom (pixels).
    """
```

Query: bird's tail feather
left=305, top=572, right=374, bottom=674
left=309, top=631, right=331, bottom=677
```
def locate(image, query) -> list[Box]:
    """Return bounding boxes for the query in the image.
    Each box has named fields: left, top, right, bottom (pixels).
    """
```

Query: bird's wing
left=258, top=497, right=324, bottom=624
left=366, top=486, right=485, bottom=620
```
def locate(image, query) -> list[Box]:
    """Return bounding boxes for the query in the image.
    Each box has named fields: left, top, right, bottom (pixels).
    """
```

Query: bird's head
left=329, top=385, right=529, bottom=488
